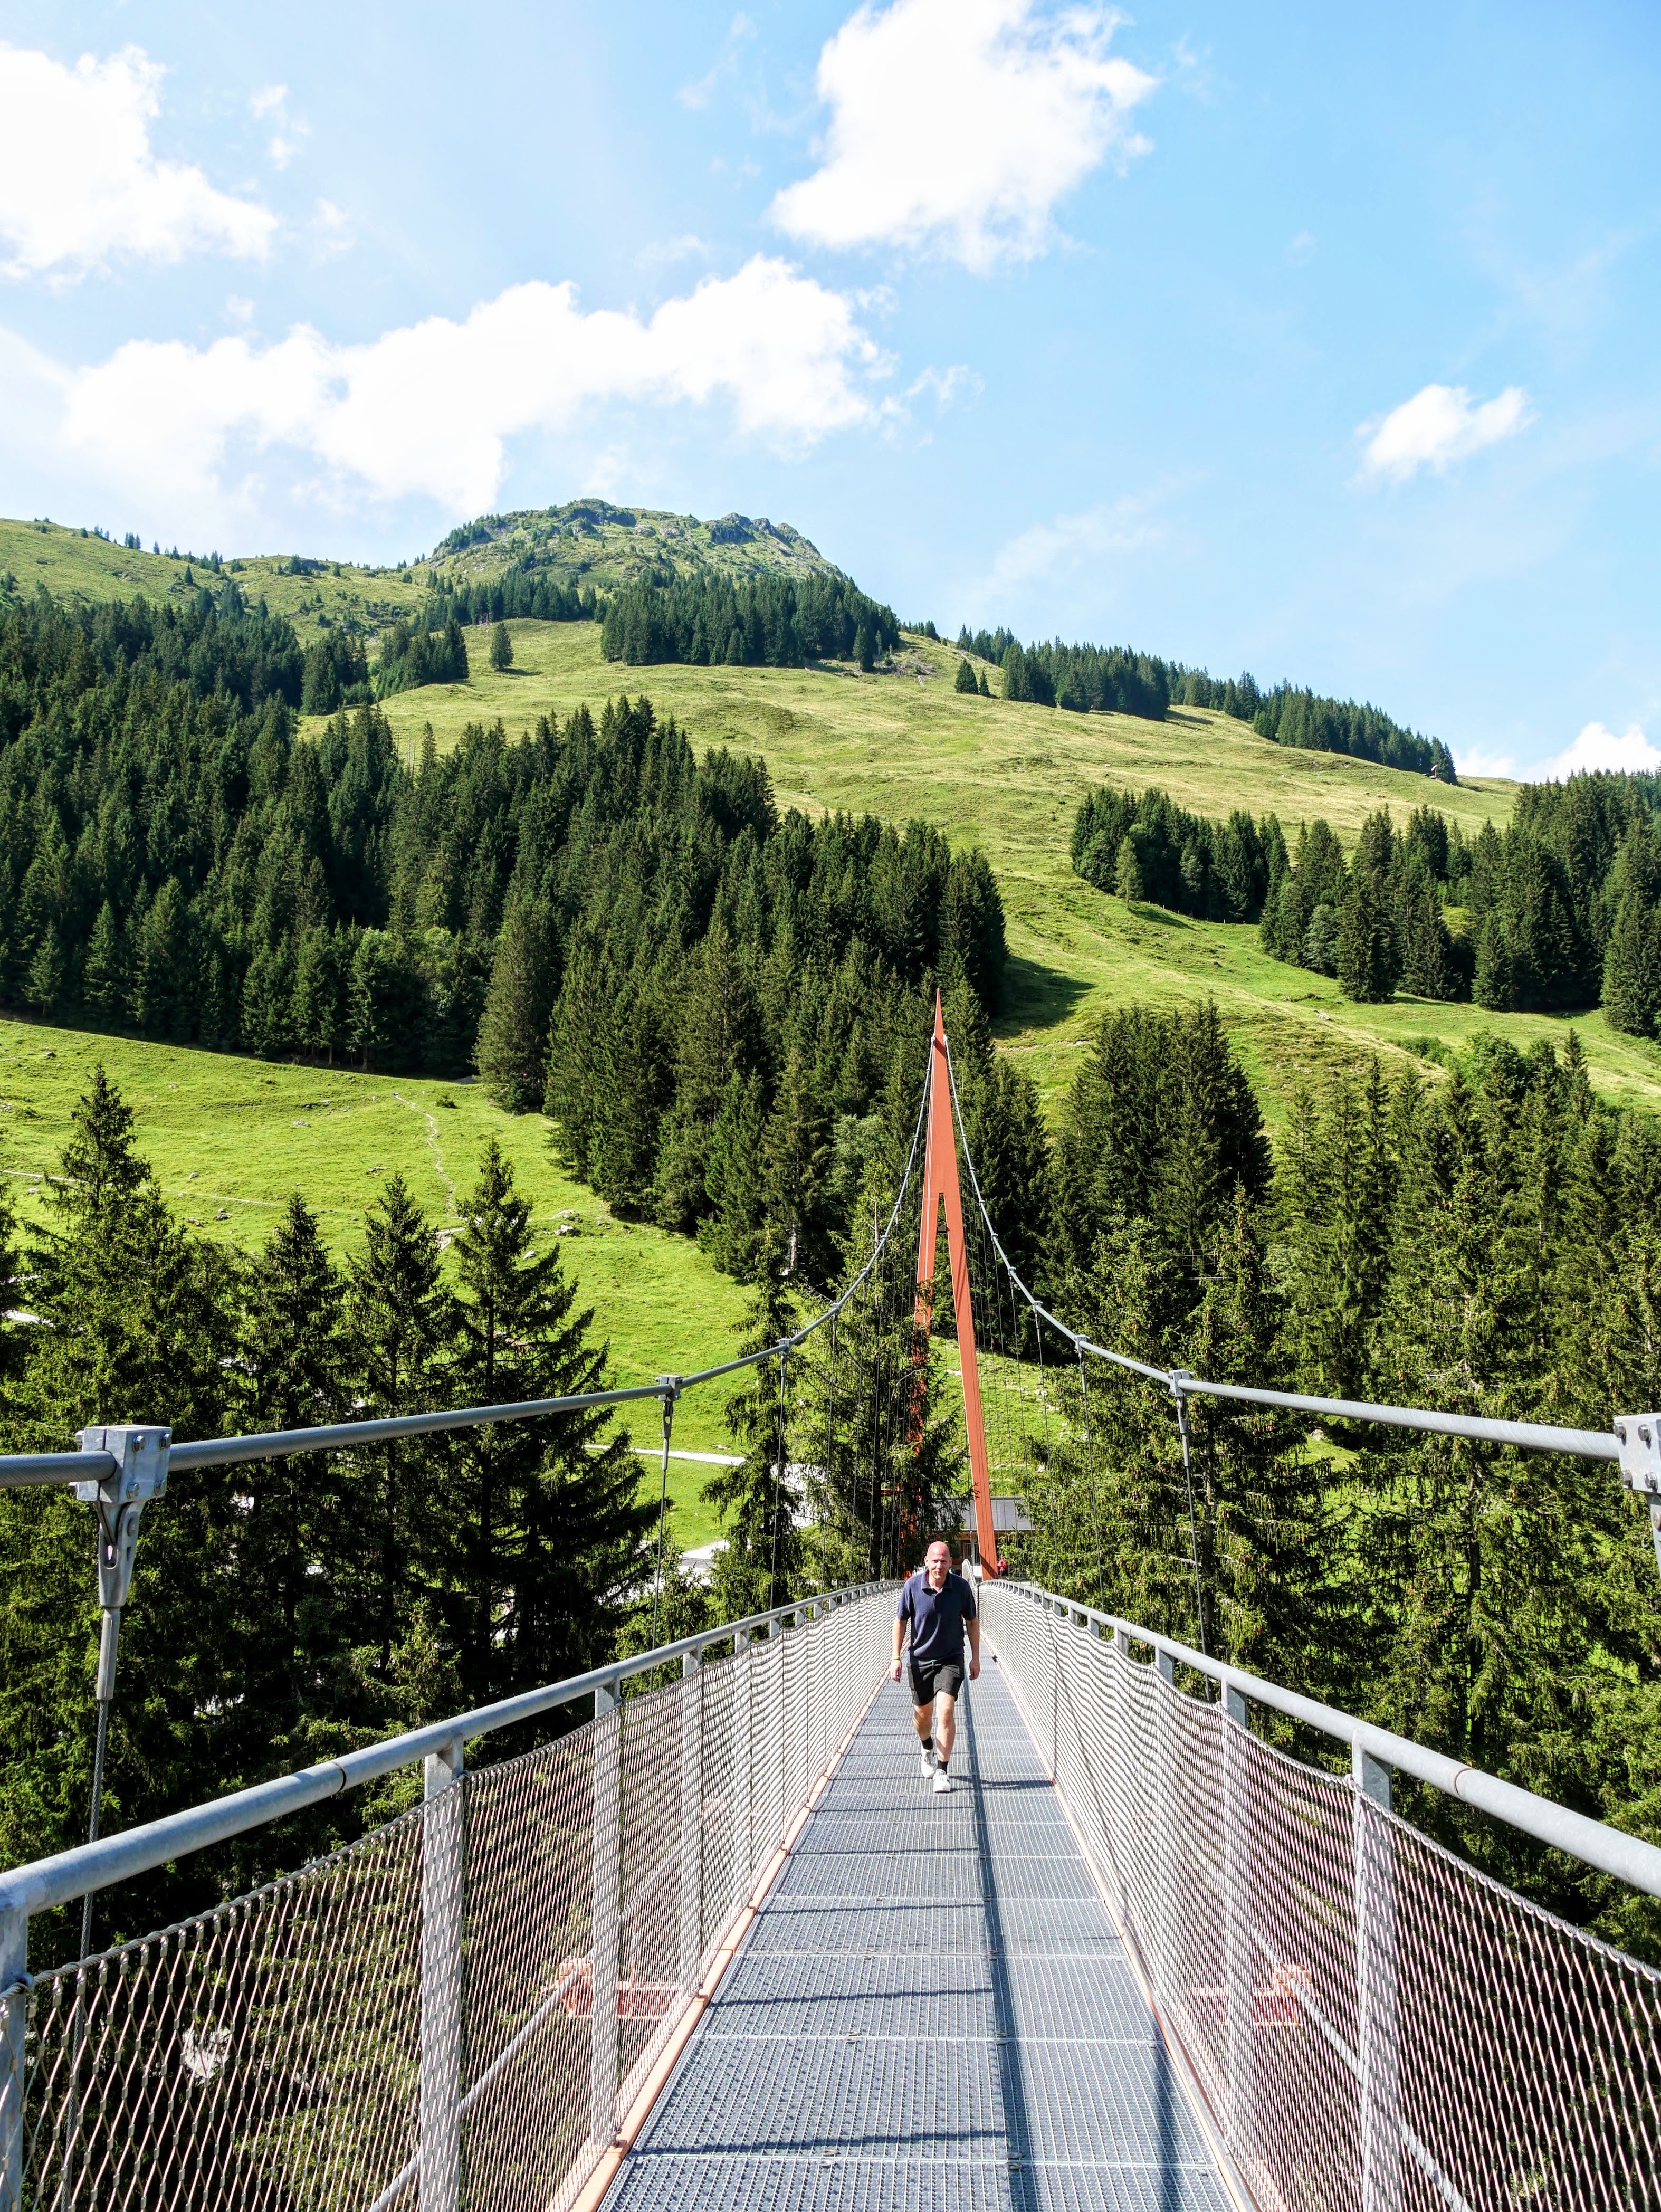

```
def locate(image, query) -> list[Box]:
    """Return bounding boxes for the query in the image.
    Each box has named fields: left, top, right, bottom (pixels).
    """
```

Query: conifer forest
left=4, top=573, right=1661, bottom=1968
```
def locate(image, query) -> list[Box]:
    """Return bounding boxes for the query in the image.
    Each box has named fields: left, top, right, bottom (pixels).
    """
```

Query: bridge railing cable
left=983, top=1578, right=1661, bottom=2212
left=0, top=1583, right=899, bottom=2212
left=938, top=1034, right=1661, bottom=1584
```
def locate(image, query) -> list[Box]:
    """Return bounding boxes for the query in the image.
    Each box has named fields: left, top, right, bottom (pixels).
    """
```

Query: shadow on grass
left=1127, top=901, right=1191, bottom=930
left=998, top=953, right=1093, bottom=1036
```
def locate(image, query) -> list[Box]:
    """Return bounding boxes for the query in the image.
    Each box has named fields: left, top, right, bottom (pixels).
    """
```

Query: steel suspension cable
left=935, top=1033, right=1634, bottom=1485
left=1075, top=1342, right=1106, bottom=1614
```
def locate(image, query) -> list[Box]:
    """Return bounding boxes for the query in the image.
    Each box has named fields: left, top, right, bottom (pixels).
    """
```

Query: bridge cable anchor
left=1614, top=1414, right=1661, bottom=1580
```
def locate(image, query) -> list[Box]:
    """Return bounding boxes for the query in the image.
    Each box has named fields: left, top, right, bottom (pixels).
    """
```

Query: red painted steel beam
left=912, top=993, right=1002, bottom=1577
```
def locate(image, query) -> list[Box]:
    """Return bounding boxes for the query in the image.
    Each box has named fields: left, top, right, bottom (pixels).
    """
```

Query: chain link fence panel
left=982, top=1581, right=1661, bottom=2212
left=8, top=1588, right=896, bottom=2212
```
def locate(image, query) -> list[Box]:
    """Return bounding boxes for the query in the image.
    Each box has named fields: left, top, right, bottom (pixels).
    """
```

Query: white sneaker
left=932, top=1768, right=953, bottom=1794
left=920, top=1743, right=936, bottom=1776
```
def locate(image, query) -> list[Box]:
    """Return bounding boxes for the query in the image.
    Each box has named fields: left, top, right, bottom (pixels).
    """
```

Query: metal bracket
left=1614, top=1415, right=1661, bottom=1496
left=74, top=1427, right=171, bottom=1615
left=656, top=1373, right=684, bottom=1403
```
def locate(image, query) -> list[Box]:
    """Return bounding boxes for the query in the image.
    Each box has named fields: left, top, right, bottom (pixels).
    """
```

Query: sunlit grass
left=0, top=1016, right=746, bottom=1545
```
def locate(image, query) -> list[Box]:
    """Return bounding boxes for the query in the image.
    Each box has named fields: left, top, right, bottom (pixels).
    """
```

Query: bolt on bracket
left=1614, top=1415, right=1661, bottom=1497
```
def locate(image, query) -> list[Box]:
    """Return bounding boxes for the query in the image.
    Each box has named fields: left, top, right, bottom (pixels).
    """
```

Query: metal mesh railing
left=982, top=1580, right=1661, bottom=2212
left=9, top=1588, right=895, bottom=2212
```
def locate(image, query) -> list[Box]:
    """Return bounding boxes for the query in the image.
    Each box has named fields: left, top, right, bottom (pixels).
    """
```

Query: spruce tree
left=1398, top=870, right=1455, bottom=1000
left=291, top=927, right=343, bottom=1062
left=475, top=901, right=556, bottom=1111
left=25, top=924, right=65, bottom=1015
left=343, top=1174, right=456, bottom=1668
left=701, top=1071, right=769, bottom=1279
left=1338, top=872, right=1396, bottom=1002
left=54, top=1064, right=149, bottom=1219
left=82, top=903, right=127, bottom=1021
left=1115, top=837, right=1143, bottom=905
left=954, top=656, right=978, bottom=694
left=977, top=669, right=991, bottom=698
left=241, top=937, right=295, bottom=1059
left=237, top=1195, right=354, bottom=1754
left=4, top=1075, right=243, bottom=1899
left=489, top=622, right=513, bottom=672
left=1473, top=914, right=1512, bottom=1010
left=131, top=879, right=193, bottom=1037
left=1601, top=891, right=1660, bottom=1037
left=705, top=1262, right=802, bottom=1618
left=1187, top=1186, right=1342, bottom=1685
left=759, top=1047, right=832, bottom=1283
left=448, top=1139, right=650, bottom=1696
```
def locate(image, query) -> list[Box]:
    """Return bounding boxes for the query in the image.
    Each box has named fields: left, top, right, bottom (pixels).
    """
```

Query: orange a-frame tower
left=913, top=994, right=1001, bottom=1577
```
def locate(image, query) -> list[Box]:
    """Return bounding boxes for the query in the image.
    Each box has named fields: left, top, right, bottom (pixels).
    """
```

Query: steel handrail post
left=649, top=1384, right=677, bottom=1652
left=1153, top=1645, right=1177, bottom=2007
left=587, top=1682, right=621, bottom=2146
left=1220, top=1679, right=1255, bottom=2159
left=1, top=1905, right=24, bottom=2212
left=418, top=1733, right=465, bottom=2212
left=732, top=1627, right=752, bottom=1896
left=1354, top=1747, right=1405, bottom=2212
left=677, top=1647, right=703, bottom=1996
left=1111, top=1621, right=1131, bottom=1917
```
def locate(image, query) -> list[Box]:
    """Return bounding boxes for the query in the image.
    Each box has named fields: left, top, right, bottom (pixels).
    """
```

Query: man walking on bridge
left=892, top=1539, right=980, bottom=1793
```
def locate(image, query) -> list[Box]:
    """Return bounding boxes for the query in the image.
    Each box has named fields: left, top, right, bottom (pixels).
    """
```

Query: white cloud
left=637, top=233, right=711, bottom=271
left=904, top=364, right=979, bottom=408
left=44, top=256, right=884, bottom=517
left=1457, top=720, right=1661, bottom=784
left=981, top=491, right=1167, bottom=594
left=0, top=42, right=277, bottom=278
left=1356, top=382, right=1535, bottom=484
left=770, top=0, right=1156, bottom=272
left=1535, top=720, right=1661, bottom=781
left=678, top=12, right=756, bottom=109
left=310, top=198, right=352, bottom=256
left=250, top=82, right=306, bottom=169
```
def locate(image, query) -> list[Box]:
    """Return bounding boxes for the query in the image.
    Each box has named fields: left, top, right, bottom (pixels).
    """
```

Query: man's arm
left=891, top=1588, right=910, bottom=1681
left=967, top=1613, right=981, bottom=1681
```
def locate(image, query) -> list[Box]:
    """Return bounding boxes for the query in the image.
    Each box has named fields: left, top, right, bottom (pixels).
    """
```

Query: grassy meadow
left=13, top=578, right=1660, bottom=1539
left=0, top=501, right=838, bottom=652
left=331, top=618, right=1661, bottom=1126
left=0, top=1017, right=748, bottom=1545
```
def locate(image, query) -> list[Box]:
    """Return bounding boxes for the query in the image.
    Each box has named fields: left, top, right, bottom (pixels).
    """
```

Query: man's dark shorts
left=909, top=1659, right=964, bottom=1708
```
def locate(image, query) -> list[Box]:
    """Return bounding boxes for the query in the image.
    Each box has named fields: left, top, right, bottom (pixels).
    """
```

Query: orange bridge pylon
left=913, top=993, right=1001, bottom=1577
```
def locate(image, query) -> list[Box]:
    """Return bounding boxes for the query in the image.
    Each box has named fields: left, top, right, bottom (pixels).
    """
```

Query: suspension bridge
left=3, top=998, right=1661, bottom=2210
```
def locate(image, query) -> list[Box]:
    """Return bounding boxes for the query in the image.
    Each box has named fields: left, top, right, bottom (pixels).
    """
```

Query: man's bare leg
left=934, top=1692, right=957, bottom=1768
left=913, top=1698, right=935, bottom=1747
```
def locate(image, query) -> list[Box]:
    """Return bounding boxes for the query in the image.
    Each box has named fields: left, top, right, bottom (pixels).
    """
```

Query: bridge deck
left=608, top=1661, right=1231, bottom=2211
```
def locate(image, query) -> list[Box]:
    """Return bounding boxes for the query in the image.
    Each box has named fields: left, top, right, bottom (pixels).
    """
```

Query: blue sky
left=0, top=2, right=1657, bottom=778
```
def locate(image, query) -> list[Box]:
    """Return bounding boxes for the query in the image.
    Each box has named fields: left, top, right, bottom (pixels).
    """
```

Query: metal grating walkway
left=607, top=1658, right=1232, bottom=2212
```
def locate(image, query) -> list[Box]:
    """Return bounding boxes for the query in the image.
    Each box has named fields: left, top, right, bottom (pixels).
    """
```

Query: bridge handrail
left=939, top=1035, right=1655, bottom=1515
left=0, top=1582, right=884, bottom=1922
left=1001, top=1579, right=1661, bottom=1898
left=0, top=1056, right=931, bottom=1495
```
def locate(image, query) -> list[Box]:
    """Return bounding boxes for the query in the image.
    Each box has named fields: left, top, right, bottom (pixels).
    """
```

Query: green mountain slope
left=7, top=502, right=1655, bottom=1123
left=429, top=498, right=844, bottom=591
left=0, top=499, right=844, bottom=652
left=321, top=617, right=1661, bottom=1125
